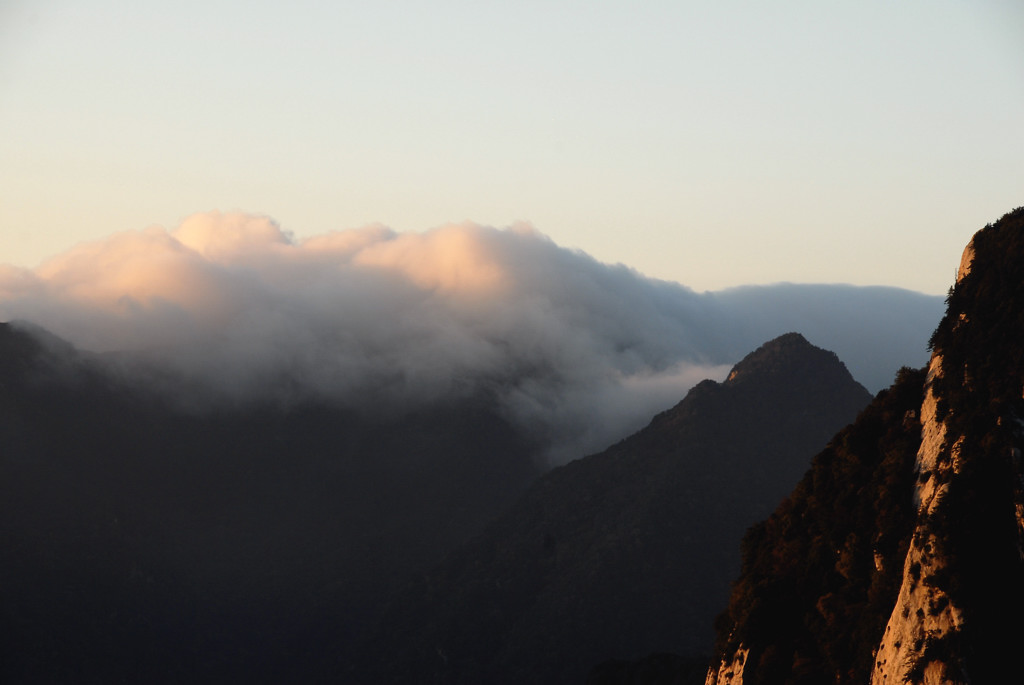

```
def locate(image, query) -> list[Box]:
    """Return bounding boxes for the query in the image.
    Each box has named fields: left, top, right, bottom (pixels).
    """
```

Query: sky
left=1, top=0, right=1021, bottom=295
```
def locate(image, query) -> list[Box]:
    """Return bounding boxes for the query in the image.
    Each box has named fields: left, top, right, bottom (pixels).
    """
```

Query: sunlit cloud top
left=0, top=211, right=943, bottom=463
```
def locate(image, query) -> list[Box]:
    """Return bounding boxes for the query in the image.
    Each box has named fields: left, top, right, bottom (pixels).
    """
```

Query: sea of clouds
left=0, top=211, right=944, bottom=463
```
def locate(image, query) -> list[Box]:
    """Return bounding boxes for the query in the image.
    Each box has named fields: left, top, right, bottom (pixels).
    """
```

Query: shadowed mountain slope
left=348, top=333, right=874, bottom=685
left=0, top=323, right=542, bottom=684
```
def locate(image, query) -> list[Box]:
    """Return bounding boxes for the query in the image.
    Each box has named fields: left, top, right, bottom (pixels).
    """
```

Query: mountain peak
left=726, top=332, right=810, bottom=380
left=723, top=332, right=864, bottom=394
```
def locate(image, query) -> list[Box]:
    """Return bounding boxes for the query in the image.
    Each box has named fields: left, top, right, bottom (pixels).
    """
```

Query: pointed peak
left=749, top=331, right=811, bottom=353
left=718, top=332, right=869, bottom=402
left=726, top=332, right=828, bottom=383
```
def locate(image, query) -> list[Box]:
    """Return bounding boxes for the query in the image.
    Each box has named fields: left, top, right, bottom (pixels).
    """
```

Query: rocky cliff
left=706, top=207, right=1024, bottom=685
left=871, top=209, right=1024, bottom=683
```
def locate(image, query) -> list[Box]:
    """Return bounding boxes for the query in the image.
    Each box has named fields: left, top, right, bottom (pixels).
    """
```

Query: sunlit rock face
left=705, top=207, right=1024, bottom=685
left=869, top=246, right=972, bottom=683
left=869, top=353, right=965, bottom=683
left=705, top=646, right=749, bottom=685
left=871, top=222, right=1024, bottom=683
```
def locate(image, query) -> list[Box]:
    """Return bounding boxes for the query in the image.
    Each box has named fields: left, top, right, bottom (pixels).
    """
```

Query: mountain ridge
left=347, top=332, right=873, bottom=684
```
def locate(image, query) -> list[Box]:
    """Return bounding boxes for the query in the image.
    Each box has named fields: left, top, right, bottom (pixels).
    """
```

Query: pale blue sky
left=1, top=0, right=1021, bottom=294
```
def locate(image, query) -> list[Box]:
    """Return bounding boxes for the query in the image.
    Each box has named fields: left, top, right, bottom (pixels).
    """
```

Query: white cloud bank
left=0, top=211, right=944, bottom=463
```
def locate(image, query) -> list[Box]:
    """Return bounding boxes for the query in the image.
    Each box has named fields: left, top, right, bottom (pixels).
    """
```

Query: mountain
left=347, top=333, right=873, bottom=685
left=0, top=323, right=541, bottom=684
left=706, top=206, right=1024, bottom=684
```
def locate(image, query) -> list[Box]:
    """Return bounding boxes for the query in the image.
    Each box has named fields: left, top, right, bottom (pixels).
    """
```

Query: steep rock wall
left=870, top=354, right=965, bottom=684
left=869, top=239, right=977, bottom=684
left=705, top=647, right=749, bottom=685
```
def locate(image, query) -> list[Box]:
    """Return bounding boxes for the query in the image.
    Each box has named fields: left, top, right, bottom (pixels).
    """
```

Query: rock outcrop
left=706, top=207, right=1024, bottom=684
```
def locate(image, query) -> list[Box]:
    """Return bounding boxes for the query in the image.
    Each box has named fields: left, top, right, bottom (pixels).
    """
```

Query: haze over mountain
left=0, top=212, right=942, bottom=464
left=0, top=322, right=541, bottom=684
left=0, top=321, right=877, bottom=684
left=0, top=208, right=957, bottom=684
left=707, top=207, right=1024, bottom=683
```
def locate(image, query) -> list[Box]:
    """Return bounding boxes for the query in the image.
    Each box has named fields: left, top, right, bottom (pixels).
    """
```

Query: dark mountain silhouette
left=0, top=323, right=542, bottom=684
left=348, top=333, right=873, bottom=685
left=707, top=207, right=1024, bottom=684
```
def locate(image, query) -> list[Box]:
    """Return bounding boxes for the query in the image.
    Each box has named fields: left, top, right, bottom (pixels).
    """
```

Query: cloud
left=0, top=211, right=944, bottom=463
